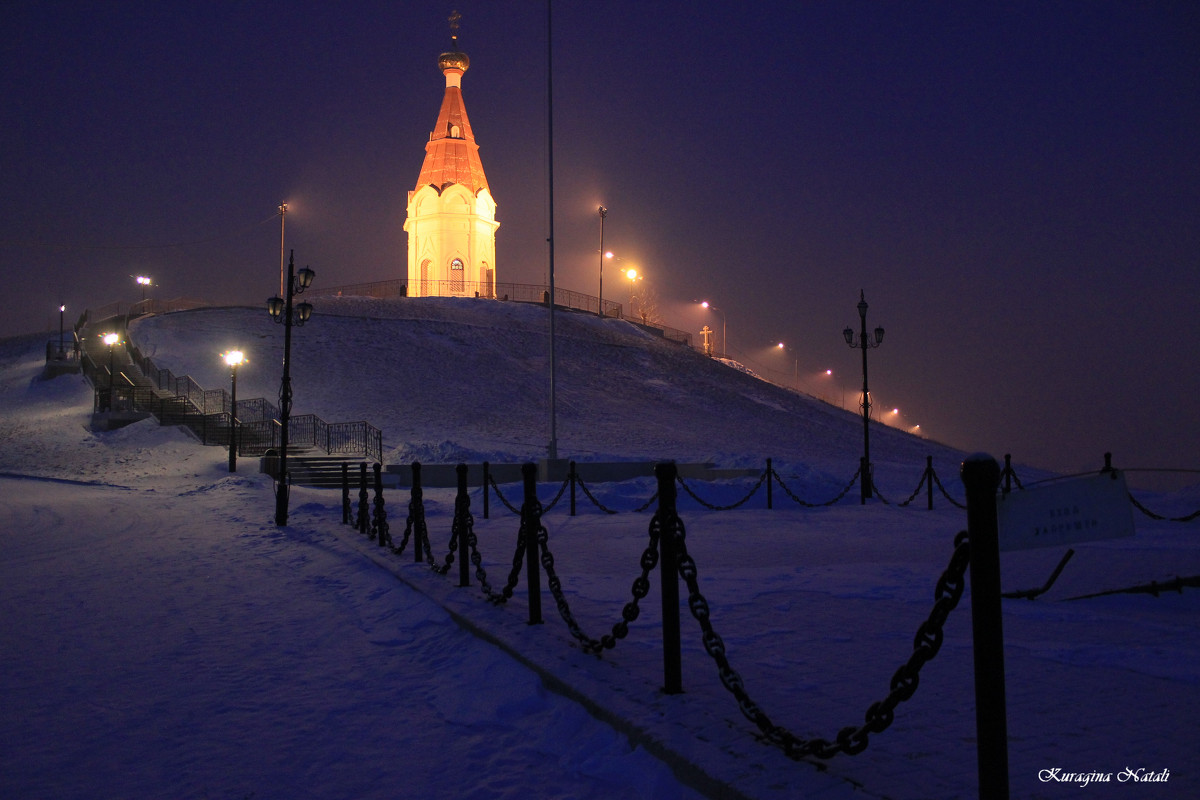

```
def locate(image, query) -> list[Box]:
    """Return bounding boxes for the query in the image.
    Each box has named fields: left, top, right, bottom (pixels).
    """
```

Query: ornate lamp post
left=267, top=251, right=315, bottom=526
left=222, top=350, right=245, bottom=473
left=843, top=290, right=885, bottom=503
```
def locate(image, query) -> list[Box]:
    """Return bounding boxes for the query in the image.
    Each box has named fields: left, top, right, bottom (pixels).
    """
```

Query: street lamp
left=597, top=206, right=607, bottom=316
left=278, top=201, right=288, bottom=297
left=102, top=332, right=120, bottom=411
left=776, top=342, right=798, bottom=390
left=267, top=250, right=315, bottom=526
left=58, top=304, right=65, bottom=358
left=625, top=268, right=639, bottom=317
left=136, top=275, right=152, bottom=302
left=222, top=350, right=245, bottom=473
left=842, top=290, right=885, bottom=503
left=700, top=301, right=726, bottom=356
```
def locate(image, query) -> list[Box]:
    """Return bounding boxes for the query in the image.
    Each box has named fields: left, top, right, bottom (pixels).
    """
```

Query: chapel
left=403, top=21, right=498, bottom=298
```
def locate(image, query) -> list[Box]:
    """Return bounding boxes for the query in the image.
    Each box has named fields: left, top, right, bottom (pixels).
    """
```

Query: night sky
left=4, top=1, right=1198, bottom=483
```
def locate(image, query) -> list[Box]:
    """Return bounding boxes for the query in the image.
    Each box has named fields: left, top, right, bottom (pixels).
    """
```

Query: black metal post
left=58, top=304, right=65, bottom=358
left=457, top=464, right=470, bottom=587
left=843, top=291, right=884, bottom=504
left=482, top=461, right=490, bottom=519
left=342, top=462, right=350, bottom=524
left=274, top=256, right=296, bottom=526
left=569, top=460, right=577, bottom=516
left=373, top=462, right=387, bottom=547
left=358, top=462, right=369, bottom=535
left=598, top=206, right=606, bottom=316
left=766, top=458, right=773, bottom=509
left=656, top=462, right=683, bottom=694
left=521, top=463, right=543, bottom=625
left=1002, top=454, right=1013, bottom=494
left=961, top=454, right=1010, bottom=800
left=926, top=455, right=934, bottom=510
left=412, top=461, right=424, bottom=563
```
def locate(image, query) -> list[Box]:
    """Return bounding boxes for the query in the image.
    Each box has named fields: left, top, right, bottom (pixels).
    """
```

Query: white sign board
left=996, top=471, right=1135, bottom=552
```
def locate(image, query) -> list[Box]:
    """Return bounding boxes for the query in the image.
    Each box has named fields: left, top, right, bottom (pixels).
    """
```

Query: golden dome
left=438, top=48, right=469, bottom=73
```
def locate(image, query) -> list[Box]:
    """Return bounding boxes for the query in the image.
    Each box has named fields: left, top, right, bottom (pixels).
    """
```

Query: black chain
left=671, top=518, right=971, bottom=760
left=931, top=471, right=967, bottom=509
left=537, top=517, right=662, bottom=655
left=389, top=484, right=426, bottom=556
left=772, top=467, right=860, bottom=508
left=676, top=470, right=767, bottom=511
left=489, top=474, right=523, bottom=515
left=575, top=475, right=619, bottom=514
left=1128, top=494, right=1200, bottom=522
left=893, top=471, right=927, bottom=508
left=632, top=491, right=659, bottom=513
left=540, top=473, right=572, bottom=514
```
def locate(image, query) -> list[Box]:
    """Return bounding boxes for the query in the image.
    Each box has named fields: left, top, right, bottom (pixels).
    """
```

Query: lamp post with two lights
left=843, top=290, right=885, bottom=503
left=267, top=251, right=315, bottom=526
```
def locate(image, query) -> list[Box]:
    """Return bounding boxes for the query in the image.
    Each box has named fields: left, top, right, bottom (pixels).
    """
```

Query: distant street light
left=625, top=268, right=640, bottom=317
left=222, top=350, right=245, bottom=473
left=597, top=206, right=608, bottom=317
left=776, top=342, right=798, bottom=390
left=700, top=301, right=726, bottom=356
left=842, top=290, right=885, bottom=503
left=135, top=275, right=152, bottom=304
left=58, top=304, right=65, bottom=358
left=267, top=251, right=315, bottom=526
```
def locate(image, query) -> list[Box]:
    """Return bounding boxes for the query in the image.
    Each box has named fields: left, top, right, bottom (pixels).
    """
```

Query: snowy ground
left=2, top=300, right=1198, bottom=798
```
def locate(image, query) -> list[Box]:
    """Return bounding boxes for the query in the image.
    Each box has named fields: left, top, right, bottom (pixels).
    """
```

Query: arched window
left=450, top=258, right=464, bottom=292
left=450, top=124, right=461, bottom=138
left=420, top=259, right=431, bottom=296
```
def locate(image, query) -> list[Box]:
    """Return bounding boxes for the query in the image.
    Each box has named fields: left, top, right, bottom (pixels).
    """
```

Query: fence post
left=373, top=462, right=387, bottom=547
left=520, top=463, right=543, bottom=625
left=766, top=458, right=773, bottom=509
left=412, top=461, right=424, bottom=563
left=569, top=460, right=577, bottom=516
left=456, top=463, right=470, bottom=587
left=926, top=455, right=935, bottom=510
left=341, top=462, right=350, bottom=524
left=357, top=463, right=369, bottom=535
left=482, top=461, right=490, bottom=519
left=1002, top=454, right=1013, bottom=494
left=961, top=454, right=1010, bottom=800
left=655, top=462, right=683, bottom=695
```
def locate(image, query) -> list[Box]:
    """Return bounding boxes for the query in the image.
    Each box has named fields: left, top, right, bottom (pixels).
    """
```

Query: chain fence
left=335, top=459, right=989, bottom=764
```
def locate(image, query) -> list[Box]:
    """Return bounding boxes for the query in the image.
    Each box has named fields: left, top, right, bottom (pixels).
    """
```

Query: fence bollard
left=412, top=461, right=424, bottom=563
left=1101, top=451, right=1114, bottom=473
left=763, top=460, right=772, bottom=510
left=373, top=462, right=388, bottom=547
left=482, top=461, right=490, bottom=519
left=569, top=460, right=577, bottom=516
left=655, top=462, right=683, bottom=695
left=342, top=462, right=350, bottom=524
left=926, top=455, right=935, bottom=510
left=520, top=463, right=543, bottom=625
left=961, top=454, right=1010, bottom=800
left=357, top=463, right=370, bottom=535
left=456, top=463, right=470, bottom=587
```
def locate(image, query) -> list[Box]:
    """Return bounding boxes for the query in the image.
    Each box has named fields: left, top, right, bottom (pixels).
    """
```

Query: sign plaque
left=996, top=471, right=1135, bottom=552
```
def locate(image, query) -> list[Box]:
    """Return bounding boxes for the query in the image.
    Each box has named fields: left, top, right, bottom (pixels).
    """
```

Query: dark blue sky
left=3, top=1, right=1198, bottom=482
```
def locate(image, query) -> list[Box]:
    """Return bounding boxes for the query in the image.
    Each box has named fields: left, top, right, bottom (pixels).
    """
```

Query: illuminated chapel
left=403, top=30, right=498, bottom=298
